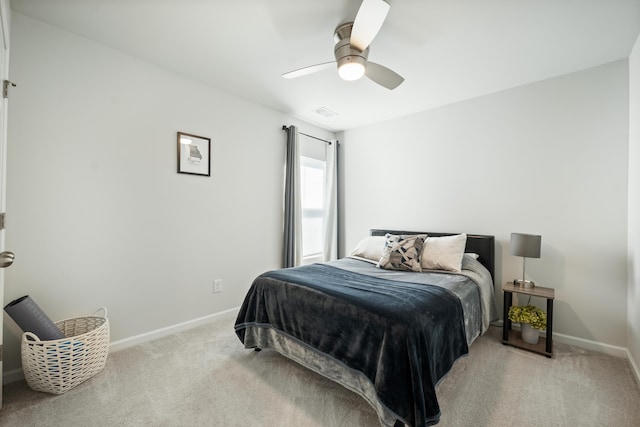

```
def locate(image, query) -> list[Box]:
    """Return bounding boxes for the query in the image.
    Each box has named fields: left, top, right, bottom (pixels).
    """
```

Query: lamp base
left=514, top=279, right=536, bottom=288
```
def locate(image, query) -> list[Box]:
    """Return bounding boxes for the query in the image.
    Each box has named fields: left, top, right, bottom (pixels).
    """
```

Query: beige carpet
left=1, top=310, right=639, bottom=427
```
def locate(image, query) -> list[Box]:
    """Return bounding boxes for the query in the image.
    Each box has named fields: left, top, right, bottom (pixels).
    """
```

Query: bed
left=234, top=229, right=498, bottom=427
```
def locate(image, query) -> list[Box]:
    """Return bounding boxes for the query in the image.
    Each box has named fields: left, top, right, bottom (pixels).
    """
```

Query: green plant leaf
left=508, top=305, right=547, bottom=329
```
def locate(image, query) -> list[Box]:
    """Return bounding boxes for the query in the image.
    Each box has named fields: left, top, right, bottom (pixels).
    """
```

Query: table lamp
left=510, top=232, right=541, bottom=288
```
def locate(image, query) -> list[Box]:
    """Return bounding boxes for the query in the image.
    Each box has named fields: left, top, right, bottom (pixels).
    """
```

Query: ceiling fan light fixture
left=281, top=1, right=403, bottom=90
left=338, top=61, right=366, bottom=81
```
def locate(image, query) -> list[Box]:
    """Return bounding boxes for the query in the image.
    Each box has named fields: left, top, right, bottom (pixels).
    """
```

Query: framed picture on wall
left=177, top=132, right=211, bottom=176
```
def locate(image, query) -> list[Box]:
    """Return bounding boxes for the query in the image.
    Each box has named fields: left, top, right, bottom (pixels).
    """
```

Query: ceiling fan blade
left=365, top=61, right=404, bottom=90
left=282, top=61, right=336, bottom=79
left=350, top=0, right=390, bottom=52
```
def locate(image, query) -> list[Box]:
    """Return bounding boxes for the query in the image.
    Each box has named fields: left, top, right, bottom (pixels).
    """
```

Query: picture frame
left=177, top=131, right=211, bottom=176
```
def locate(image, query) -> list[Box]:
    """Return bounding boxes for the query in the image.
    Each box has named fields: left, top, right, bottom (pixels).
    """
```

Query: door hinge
left=0, top=344, right=3, bottom=362
left=3, top=80, right=15, bottom=98
left=0, top=212, right=4, bottom=230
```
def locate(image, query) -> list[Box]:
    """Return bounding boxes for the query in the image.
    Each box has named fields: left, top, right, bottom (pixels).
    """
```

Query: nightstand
left=502, top=282, right=554, bottom=357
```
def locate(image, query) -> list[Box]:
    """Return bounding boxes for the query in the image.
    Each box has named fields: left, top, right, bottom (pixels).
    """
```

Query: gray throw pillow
left=377, top=233, right=427, bottom=272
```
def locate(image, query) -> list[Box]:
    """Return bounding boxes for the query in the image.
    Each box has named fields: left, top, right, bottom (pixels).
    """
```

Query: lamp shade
left=510, top=233, right=541, bottom=258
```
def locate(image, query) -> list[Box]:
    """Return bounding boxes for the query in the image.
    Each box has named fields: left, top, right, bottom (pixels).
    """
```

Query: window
left=300, top=156, right=326, bottom=263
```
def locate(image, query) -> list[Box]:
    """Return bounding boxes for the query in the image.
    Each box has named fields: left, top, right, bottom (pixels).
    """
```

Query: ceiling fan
left=282, top=0, right=404, bottom=90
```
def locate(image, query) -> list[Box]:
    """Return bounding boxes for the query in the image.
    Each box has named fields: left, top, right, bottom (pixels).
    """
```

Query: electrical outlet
left=213, top=279, right=222, bottom=293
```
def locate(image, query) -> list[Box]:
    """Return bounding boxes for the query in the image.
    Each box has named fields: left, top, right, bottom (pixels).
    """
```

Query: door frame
left=0, top=0, right=11, bottom=409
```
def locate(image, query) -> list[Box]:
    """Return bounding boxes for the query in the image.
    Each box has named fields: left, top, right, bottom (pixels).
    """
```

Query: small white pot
left=521, top=323, right=540, bottom=345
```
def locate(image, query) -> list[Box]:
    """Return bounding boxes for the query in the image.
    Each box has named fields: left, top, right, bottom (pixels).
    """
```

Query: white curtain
left=283, top=126, right=302, bottom=268
left=323, top=139, right=338, bottom=262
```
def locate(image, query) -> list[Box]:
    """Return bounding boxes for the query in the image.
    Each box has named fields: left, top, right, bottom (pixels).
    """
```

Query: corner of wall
left=628, top=31, right=640, bottom=375
left=628, top=348, right=640, bottom=387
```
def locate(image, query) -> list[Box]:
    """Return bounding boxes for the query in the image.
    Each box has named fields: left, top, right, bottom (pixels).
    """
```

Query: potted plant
left=508, top=304, right=547, bottom=344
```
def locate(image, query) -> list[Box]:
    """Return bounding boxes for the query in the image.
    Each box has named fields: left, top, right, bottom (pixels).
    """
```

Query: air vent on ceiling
left=313, top=107, right=338, bottom=118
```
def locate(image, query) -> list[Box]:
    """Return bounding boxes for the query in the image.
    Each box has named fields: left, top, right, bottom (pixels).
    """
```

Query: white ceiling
left=10, top=0, right=640, bottom=131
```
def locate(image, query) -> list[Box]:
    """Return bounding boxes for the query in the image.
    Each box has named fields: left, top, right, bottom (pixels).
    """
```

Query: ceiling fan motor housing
left=334, top=22, right=369, bottom=72
left=334, top=40, right=368, bottom=71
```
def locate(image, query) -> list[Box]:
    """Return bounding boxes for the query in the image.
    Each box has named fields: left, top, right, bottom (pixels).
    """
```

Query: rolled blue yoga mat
left=4, top=295, right=65, bottom=340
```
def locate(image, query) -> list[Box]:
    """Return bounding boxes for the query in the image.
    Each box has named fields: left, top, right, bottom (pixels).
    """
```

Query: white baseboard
left=626, top=348, right=640, bottom=386
left=108, top=306, right=240, bottom=353
left=2, top=307, right=241, bottom=385
left=493, top=321, right=630, bottom=359
left=3, top=367, right=24, bottom=385
left=553, top=332, right=628, bottom=358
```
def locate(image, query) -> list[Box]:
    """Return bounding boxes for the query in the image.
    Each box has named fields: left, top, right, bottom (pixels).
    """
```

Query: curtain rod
left=282, top=125, right=334, bottom=145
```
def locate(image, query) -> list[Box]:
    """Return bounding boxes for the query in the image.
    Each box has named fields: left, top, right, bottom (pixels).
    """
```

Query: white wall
left=629, top=34, right=640, bottom=374
left=340, top=61, right=630, bottom=349
left=2, top=13, right=334, bottom=375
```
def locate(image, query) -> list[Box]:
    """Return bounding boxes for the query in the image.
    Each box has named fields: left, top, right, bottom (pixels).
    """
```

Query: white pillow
left=421, top=233, right=467, bottom=272
left=349, top=236, right=386, bottom=262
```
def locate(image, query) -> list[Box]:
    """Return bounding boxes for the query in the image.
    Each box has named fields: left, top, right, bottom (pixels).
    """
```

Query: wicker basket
left=21, top=307, right=110, bottom=394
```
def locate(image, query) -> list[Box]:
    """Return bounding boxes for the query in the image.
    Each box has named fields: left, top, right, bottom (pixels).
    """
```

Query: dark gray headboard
left=370, top=229, right=496, bottom=286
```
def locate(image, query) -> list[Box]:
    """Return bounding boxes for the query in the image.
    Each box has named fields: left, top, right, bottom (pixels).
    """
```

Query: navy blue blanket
left=235, top=263, right=469, bottom=427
